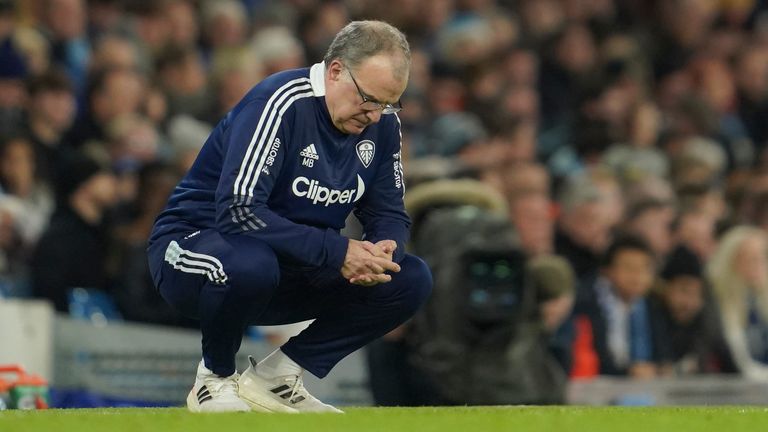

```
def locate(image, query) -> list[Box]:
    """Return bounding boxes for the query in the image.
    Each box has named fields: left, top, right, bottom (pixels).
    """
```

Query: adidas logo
left=300, top=144, right=319, bottom=160
left=270, top=384, right=306, bottom=404
left=300, top=144, right=319, bottom=168
left=197, top=385, right=213, bottom=404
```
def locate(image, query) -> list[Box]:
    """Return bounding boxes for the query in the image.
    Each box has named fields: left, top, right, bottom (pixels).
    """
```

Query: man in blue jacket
left=147, top=20, right=432, bottom=413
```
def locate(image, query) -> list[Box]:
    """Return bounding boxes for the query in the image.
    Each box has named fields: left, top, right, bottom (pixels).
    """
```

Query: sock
left=198, top=359, right=212, bottom=379
left=199, top=359, right=234, bottom=379
left=256, top=348, right=303, bottom=378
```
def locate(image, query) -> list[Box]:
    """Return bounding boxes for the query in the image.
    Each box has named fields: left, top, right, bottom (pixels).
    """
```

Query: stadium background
left=3, top=0, right=768, bottom=409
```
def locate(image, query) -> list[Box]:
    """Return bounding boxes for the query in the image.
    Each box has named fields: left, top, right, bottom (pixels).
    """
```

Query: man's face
left=664, top=276, right=704, bottom=324
left=604, top=249, right=655, bottom=303
left=47, top=0, right=86, bottom=40
left=325, top=55, right=408, bottom=135
left=95, top=70, right=144, bottom=122
left=510, top=194, right=553, bottom=256
left=0, top=139, right=34, bottom=191
left=629, top=207, right=675, bottom=256
left=33, top=89, right=76, bottom=132
left=562, top=201, right=611, bottom=253
left=0, top=79, right=25, bottom=109
left=83, top=172, right=119, bottom=208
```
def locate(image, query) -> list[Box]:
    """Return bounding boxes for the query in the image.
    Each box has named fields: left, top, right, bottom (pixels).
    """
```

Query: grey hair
left=323, top=20, right=411, bottom=79
left=557, top=175, right=603, bottom=214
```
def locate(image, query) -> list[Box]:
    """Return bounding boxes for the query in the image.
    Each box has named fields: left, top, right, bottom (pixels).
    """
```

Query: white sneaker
left=186, top=361, right=251, bottom=413
left=238, top=356, right=343, bottom=413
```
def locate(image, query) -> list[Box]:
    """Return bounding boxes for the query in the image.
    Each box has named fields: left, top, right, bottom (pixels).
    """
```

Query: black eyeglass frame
left=344, top=65, right=403, bottom=115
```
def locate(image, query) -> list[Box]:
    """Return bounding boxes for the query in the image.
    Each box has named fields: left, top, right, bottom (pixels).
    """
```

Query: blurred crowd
left=4, top=0, right=768, bottom=403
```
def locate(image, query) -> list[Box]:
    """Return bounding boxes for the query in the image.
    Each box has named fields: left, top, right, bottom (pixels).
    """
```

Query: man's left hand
left=350, top=240, right=398, bottom=286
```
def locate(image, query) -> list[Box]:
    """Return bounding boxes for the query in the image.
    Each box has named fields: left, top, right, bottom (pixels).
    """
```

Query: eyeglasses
left=345, top=65, right=402, bottom=115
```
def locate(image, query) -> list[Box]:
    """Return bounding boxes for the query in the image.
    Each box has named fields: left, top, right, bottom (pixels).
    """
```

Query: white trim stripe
left=245, top=88, right=315, bottom=198
left=395, top=114, right=405, bottom=196
left=233, top=78, right=311, bottom=197
left=229, top=84, right=315, bottom=232
left=230, top=205, right=266, bottom=231
left=164, top=241, right=228, bottom=284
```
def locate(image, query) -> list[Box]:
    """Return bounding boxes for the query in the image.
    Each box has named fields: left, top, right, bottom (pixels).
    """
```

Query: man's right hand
left=341, top=239, right=400, bottom=286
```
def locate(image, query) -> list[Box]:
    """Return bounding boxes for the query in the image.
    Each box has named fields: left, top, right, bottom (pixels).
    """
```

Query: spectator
left=155, top=44, right=209, bottom=120
left=89, top=33, right=142, bottom=73
left=0, top=199, right=22, bottom=295
left=572, top=235, right=658, bottom=377
left=502, top=47, right=539, bottom=88
left=648, top=245, right=734, bottom=375
left=13, top=26, right=50, bottom=76
left=251, top=26, right=305, bottom=76
left=68, top=66, right=146, bottom=149
left=689, top=57, right=754, bottom=171
left=518, top=0, right=565, bottom=48
left=0, top=135, right=53, bottom=247
left=201, top=0, right=249, bottom=54
left=587, top=167, right=624, bottom=230
left=24, top=69, right=76, bottom=183
left=296, top=1, right=348, bottom=63
left=0, top=13, right=28, bottom=136
left=0, top=134, right=53, bottom=295
left=538, top=23, right=598, bottom=129
left=30, top=151, right=117, bottom=311
left=434, top=14, right=496, bottom=68
left=672, top=209, right=717, bottom=261
left=207, top=47, right=263, bottom=124
left=40, top=0, right=91, bottom=96
left=602, top=101, right=668, bottom=182
left=555, top=176, right=613, bottom=280
left=87, top=0, right=129, bottom=40
left=623, top=175, right=676, bottom=210
left=650, top=0, right=717, bottom=86
left=461, top=118, right=538, bottom=170
left=127, top=2, right=171, bottom=58
left=501, top=162, right=551, bottom=198
left=669, top=136, right=728, bottom=190
left=622, top=198, right=676, bottom=260
left=708, top=225, right=768, bottom=380
left=509, top=191, right=554, bottom=257
left=734, top=44, right=768, bottom=157
left=104, top=113, right=161, bottom=166
left=677, top=182, right=727, bottom=223
left=166, top=114, right=210, bottom=174
left=110, top=162, right=188, bottom=326
left=164, top=0, right=199, bottom=49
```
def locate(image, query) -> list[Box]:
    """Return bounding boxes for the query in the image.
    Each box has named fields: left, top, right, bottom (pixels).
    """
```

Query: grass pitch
left=1, top=406, right=766, bottom=432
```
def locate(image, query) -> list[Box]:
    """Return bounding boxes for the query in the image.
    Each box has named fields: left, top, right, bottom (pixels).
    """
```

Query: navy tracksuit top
left=149, top=62, right=410, bottom=271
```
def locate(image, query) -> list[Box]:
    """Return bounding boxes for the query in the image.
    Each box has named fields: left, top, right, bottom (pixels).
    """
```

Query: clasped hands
left=341, top=239, right=400, bottom=286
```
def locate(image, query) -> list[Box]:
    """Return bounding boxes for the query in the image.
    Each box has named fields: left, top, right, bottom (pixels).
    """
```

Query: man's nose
left=365, top=109, right=382, bottom=123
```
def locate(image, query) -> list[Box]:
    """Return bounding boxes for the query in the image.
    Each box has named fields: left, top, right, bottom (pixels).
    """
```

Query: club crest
left=356, top=140, right=375, bottom=168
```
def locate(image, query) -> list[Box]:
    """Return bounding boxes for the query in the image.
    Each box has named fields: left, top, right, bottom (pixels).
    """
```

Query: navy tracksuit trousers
left=148, top=228, right=432, bottom=378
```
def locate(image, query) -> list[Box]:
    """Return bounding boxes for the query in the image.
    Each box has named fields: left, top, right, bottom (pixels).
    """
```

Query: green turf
left=1, top=406, right=767, bottom=432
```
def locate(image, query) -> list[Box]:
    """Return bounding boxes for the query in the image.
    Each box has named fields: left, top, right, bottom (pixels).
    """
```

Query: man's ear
left=327, top=60, right=344, bottom=81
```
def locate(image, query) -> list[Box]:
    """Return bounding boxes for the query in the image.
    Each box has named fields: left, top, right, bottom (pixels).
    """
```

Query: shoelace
left=206, top=372, right=240, bottom=397
left=287, top=374, right=308, bottom=402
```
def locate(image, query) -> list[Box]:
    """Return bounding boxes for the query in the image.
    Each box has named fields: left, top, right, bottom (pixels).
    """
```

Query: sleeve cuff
left=323, top=229, right=349, bottom=271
